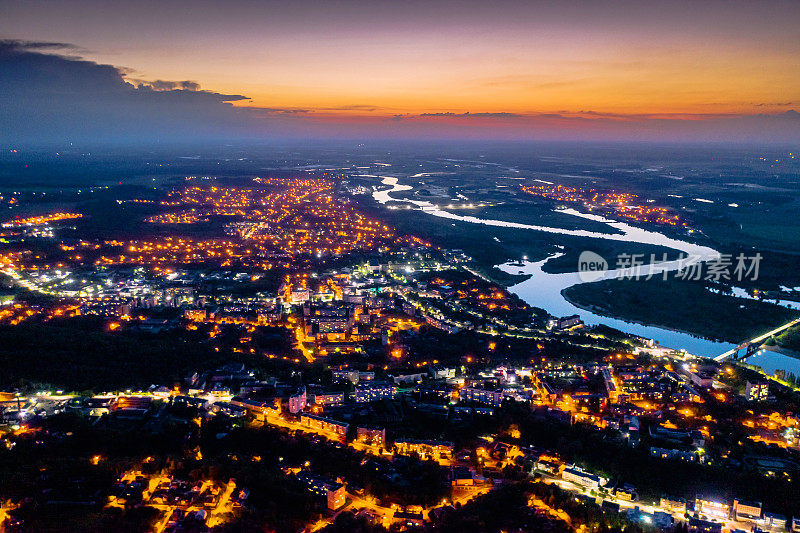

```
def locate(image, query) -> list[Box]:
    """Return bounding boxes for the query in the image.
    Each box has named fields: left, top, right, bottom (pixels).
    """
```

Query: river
left=372, top=176, right=737, bottom=357
left=745, top=348, right=800, bottom=379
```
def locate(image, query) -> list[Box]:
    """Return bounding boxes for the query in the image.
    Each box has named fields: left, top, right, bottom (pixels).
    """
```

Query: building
left=451, top=466, right=476, bottom=487
left=209, top=401, right=246, bottom=418
left=296, top=471, right=346, bottom=511
left=601, top=500, right=620, bottom=514
left=660, top=496, right=686, bottom=514
left=299, top=413, right=349, bottom=440
left=732, top=499, right=762, bottom=522
left=650, top=447, right=697, bottom=462
left=183, top=308, right=208, bottom=321
left=602, top=367, right=619, bottom=403
left=561, top=467, right=606, bottom=490
left=744, top=381, right=769, bottom=402
left=256, top=306, right=281, bottom=324
left=230, top=397, right=280, bottom=417
left=391, top=372, right=427, bottom=385
left=614, top=485, right=637, bottom=502
left=425, top=315, right=460, bottom=333
left=688, top=371, right=715, bottom=389
left=459, top=386, right=504, bottom=407
left=311, top=391, right=344, bottom=407
left=394, top=511, right=424, bottom=526
left=331, top=369, right=359, bottom=384
left=429, top=365, right=456, bottom=379
left=694, top=496, right=730, bottom=520
left=415, top=382, right=455, bottom=402
left=290, top=288, right=310, bottom=304
left=287, top=387, right=306, bottom=414
left=688, top=516, right=722, bottom=533
left=353, top=381, right=397, bottom=403
left=626, top=508, right=672, bottom=529
left=76, top=396, right=114, bottom=417
left=394, top=439, right=453, bottom=460
left=761, top=512, right=787, bottom=532
left=547, top=315, right=582, bottom=330
left=649, top=425, right=705, bottom=448
left=534, top=459, right=561, bottom=475
left=356, top=426, right=386, bottom=447
left=111, top=396, right=152, bottom=417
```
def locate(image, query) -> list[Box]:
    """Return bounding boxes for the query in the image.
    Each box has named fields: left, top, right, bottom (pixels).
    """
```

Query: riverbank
left=560, top=290, right=713, bottom=345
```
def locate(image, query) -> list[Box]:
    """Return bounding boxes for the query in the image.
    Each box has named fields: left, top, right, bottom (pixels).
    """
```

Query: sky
left=1, top=0, right=799, bottom=144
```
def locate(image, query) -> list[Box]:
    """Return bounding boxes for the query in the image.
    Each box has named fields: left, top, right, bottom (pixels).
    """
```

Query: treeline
left=0, top=322, right=231, bottom=391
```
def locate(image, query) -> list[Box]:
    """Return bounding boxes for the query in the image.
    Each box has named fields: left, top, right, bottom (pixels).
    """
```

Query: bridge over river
left=713, top=318, right=800, bottom=362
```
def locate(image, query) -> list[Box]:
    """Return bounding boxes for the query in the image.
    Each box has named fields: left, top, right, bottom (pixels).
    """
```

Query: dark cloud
left=753, top=101, right=794, bottom=107
left=419, top=111, right=523, bottom=118
left=0, top=39, right=253, bottom=144
left=133, top=79, right=203, bottom=91
left=252, top=108, right=311, bottom=115
left=0, top=39, right=82, bottom=52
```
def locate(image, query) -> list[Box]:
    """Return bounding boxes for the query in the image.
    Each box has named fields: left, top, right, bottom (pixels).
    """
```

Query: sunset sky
left=1, top=0, right=799, bottom=143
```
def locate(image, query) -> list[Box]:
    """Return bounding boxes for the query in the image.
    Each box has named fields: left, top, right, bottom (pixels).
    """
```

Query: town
left=1, top=175, right=799, bottom=533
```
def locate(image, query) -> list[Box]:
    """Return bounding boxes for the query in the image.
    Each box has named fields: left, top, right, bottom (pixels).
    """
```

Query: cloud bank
left=1, top=39, right=798, bottom=145
left=0, top=40, right=252, bottom=144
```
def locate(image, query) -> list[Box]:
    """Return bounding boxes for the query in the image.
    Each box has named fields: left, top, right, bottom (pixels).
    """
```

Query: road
left=536, top=472, right=757, bottom=533
left=206, top=480, right=236, bottom=527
